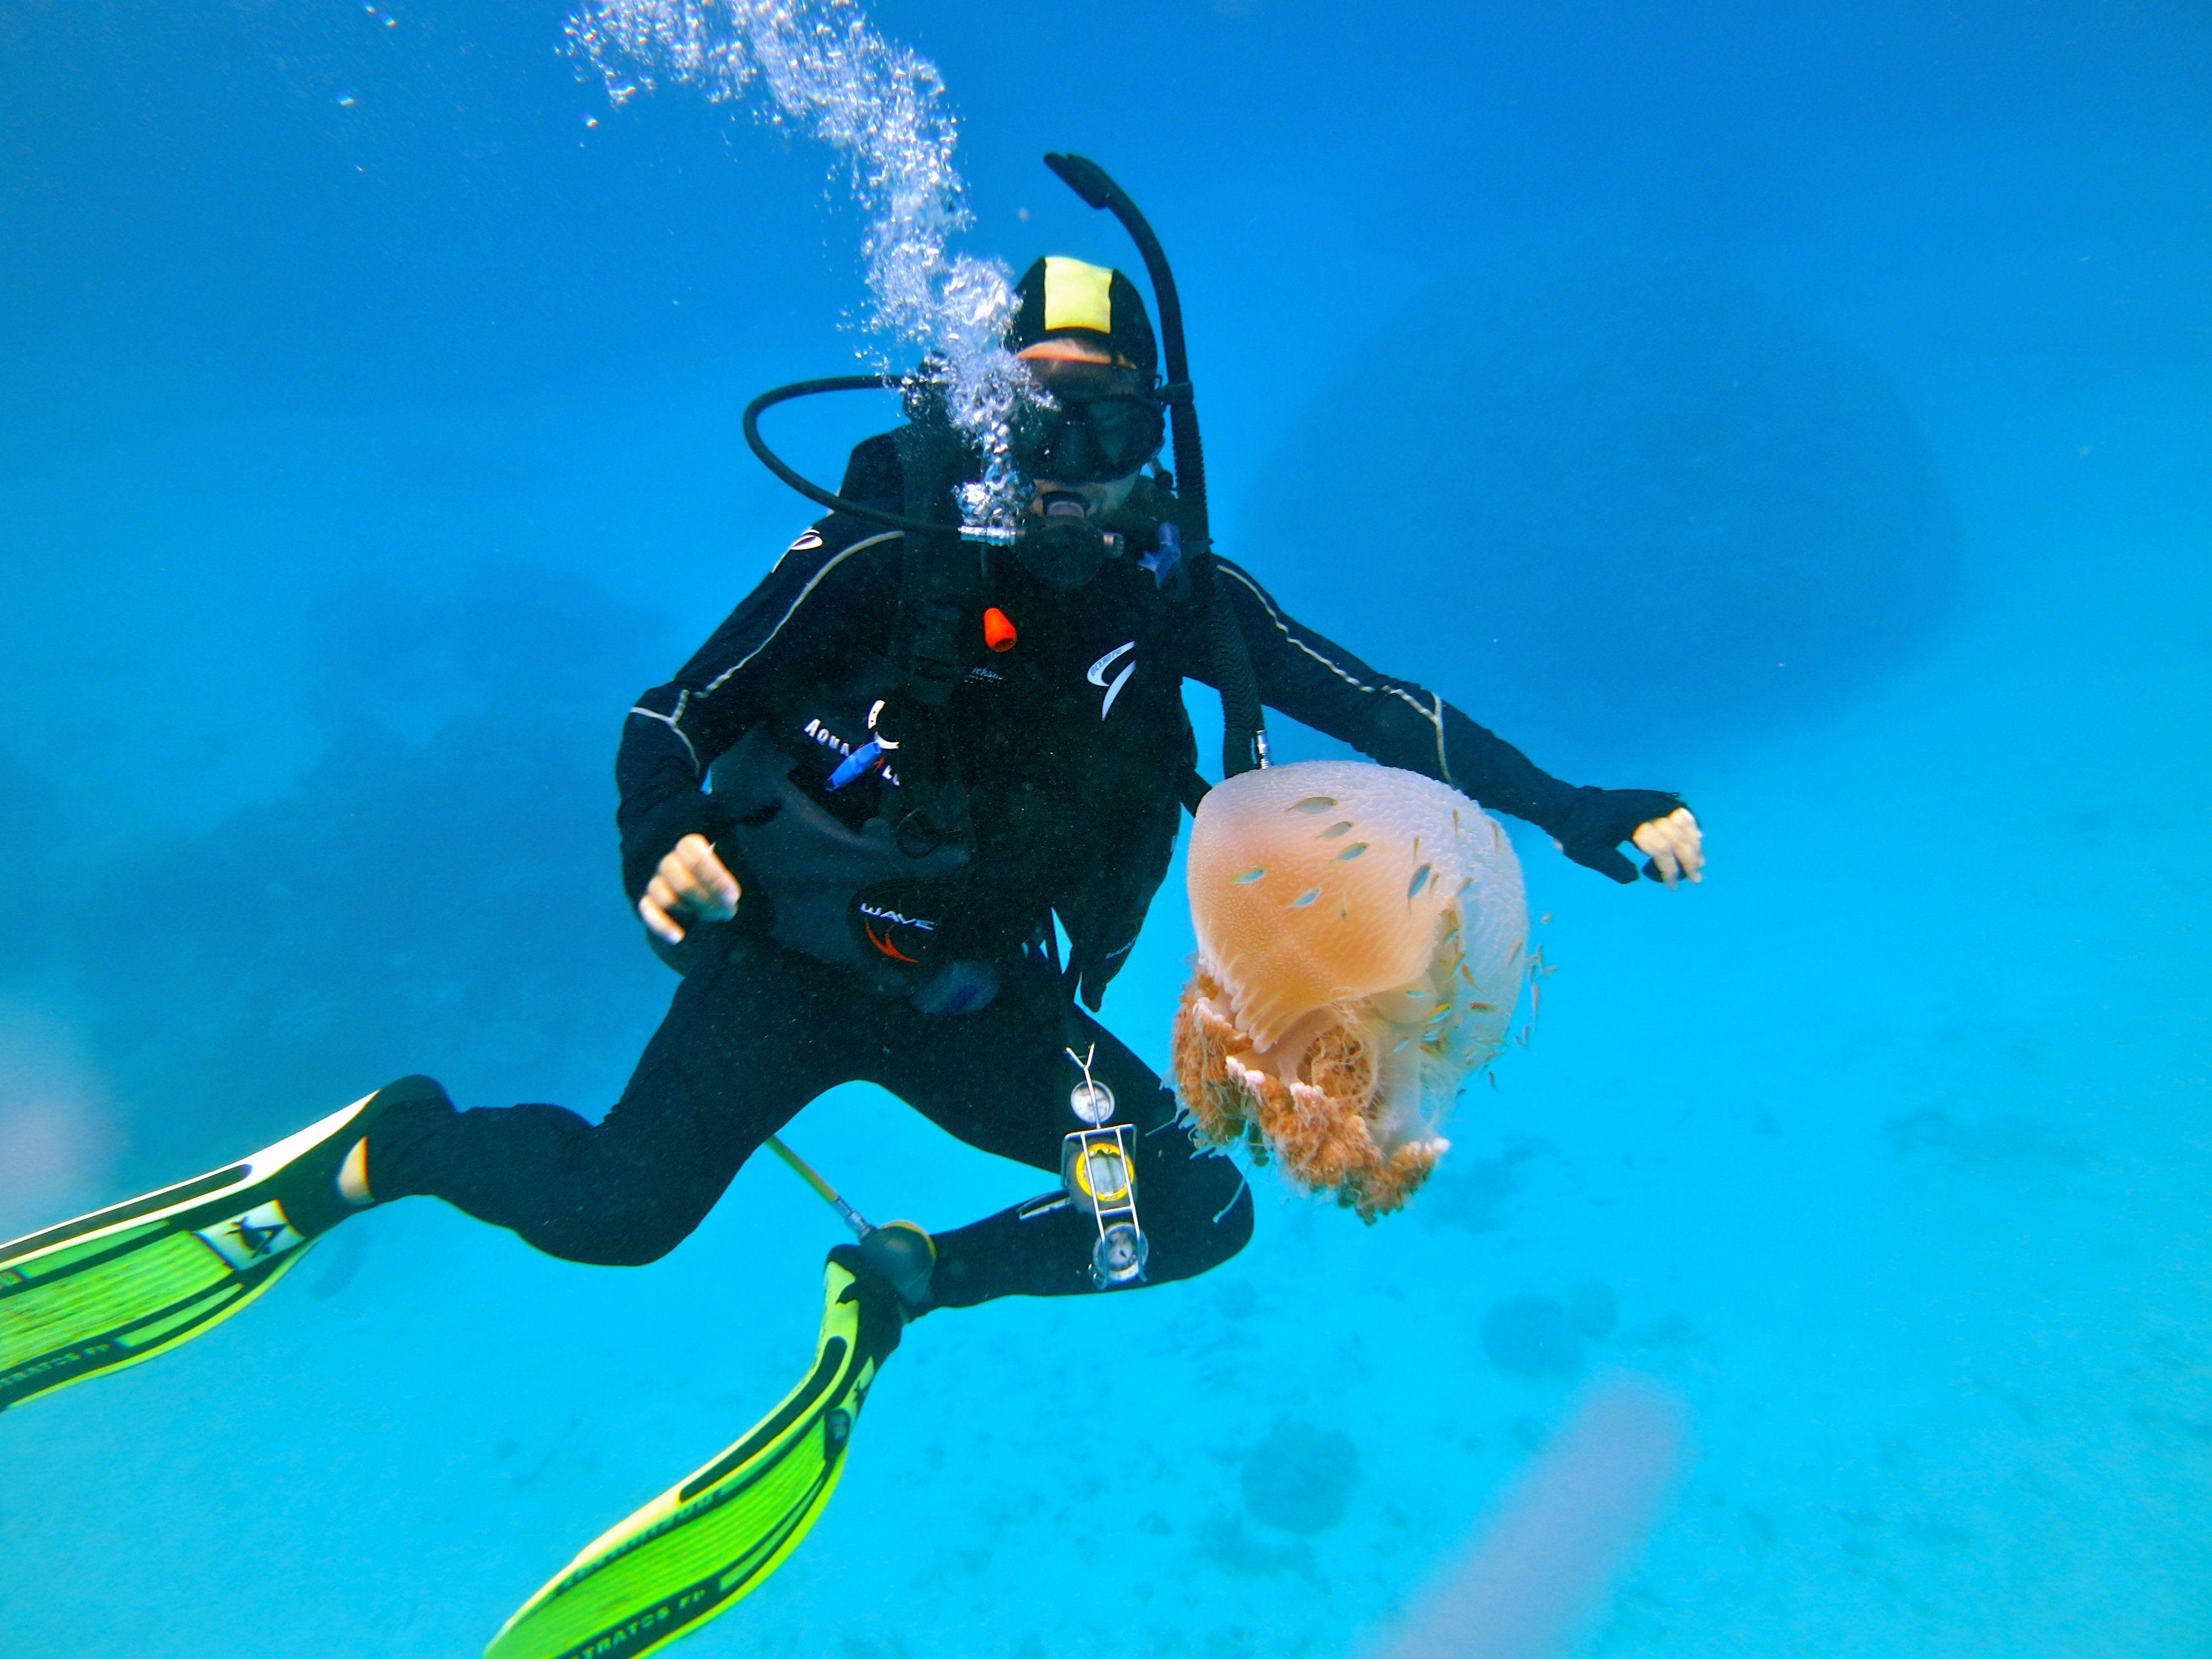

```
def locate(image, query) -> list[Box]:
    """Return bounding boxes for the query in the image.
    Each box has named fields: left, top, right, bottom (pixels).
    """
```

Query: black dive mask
left=1009, top=391, right=1165, bottom=486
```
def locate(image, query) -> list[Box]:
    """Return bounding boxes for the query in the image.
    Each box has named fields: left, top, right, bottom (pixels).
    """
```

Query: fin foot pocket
left=0, top=1076, right=448, bottom=1413
left=483, top=1252, right=902, bottom=1659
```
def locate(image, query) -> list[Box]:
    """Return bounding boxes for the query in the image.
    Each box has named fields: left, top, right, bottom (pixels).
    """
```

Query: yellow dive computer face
left=1072, top=1140, right=1133, bottom=1207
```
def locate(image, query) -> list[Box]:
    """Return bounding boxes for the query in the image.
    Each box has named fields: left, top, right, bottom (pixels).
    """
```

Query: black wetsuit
left=370, top=442, right=1670, bottom=1309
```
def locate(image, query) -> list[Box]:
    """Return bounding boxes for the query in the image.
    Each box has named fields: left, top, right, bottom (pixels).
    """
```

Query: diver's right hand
left=638, top=834, right=740, bottom=944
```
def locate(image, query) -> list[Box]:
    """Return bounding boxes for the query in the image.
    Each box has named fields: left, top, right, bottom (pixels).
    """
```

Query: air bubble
left=565, top=0, right=1032, bottom=526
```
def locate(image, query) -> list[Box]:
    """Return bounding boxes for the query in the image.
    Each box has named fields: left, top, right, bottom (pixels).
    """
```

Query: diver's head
left=1008, top=256, right=1165, bottom=509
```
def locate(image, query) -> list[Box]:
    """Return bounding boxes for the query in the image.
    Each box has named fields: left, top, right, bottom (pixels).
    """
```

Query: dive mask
left=1009, top=390, right=1166, bottom=487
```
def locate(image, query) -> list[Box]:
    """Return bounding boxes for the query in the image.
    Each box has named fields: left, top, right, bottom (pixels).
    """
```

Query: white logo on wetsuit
left=857, top=902, right=936, bottom=932
left=1086, top=641, right=1137, bottom=720
left=773, top=529, right=825, bottom=570
left=802, top=717, right=854, bottom=757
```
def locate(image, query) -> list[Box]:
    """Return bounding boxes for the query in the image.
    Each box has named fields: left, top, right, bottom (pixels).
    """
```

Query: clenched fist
left=638, top=833, right=740, bottom=945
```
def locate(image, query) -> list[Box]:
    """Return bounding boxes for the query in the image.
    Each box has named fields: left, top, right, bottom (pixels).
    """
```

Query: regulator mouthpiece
left=1014, top=506, right=1120, bottom=590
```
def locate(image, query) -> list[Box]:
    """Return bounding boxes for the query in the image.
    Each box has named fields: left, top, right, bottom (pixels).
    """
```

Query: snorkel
left=741, top=152, right=1270, bottom=781
left=1040, top=154, right=1269, bottom=778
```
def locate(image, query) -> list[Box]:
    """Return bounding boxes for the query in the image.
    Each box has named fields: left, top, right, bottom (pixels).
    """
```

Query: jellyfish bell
left=1171, top=761, right=1528, bottom=1219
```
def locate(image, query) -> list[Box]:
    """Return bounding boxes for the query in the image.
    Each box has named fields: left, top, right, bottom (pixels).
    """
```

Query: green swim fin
left=484, top=1248, right=905, bottom=1659
left=0, top=1076, right=442, bottom=1413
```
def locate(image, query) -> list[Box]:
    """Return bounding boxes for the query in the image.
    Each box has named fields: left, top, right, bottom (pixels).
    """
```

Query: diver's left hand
left=1632, top=807, right=1703, bottom=889
left=1553, top=787, right=1702, bottom=886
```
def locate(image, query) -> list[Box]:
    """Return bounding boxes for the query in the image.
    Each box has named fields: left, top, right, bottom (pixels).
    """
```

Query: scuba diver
left=1, top=157, right=1700, bottom=1659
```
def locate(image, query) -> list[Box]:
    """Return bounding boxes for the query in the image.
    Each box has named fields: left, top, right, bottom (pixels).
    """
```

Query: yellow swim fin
left=484, top=1247, right=905, bottom=1659
left=0, top=1076, right=444, bottom=1413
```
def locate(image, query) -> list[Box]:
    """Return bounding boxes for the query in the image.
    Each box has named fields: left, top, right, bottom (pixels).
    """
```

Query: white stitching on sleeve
left=702, top=531, right=900, bottom=694
left=626, top=701, right=701, bottom=774
left=1217, top=562, right=1450, bottom=766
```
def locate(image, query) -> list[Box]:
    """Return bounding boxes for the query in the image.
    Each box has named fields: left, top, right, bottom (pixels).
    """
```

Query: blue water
left=3, top=1, right=2209, bottom=1653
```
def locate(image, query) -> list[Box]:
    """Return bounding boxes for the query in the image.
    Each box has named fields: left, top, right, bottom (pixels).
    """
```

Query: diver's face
left=1018, top=338, right=1150, bottom=513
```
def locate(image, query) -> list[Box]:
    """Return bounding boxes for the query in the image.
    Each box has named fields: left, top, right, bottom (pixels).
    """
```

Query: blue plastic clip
left=826, top=737, right=884, bottom=792
left=1141, top=521, right=1186, bottom=594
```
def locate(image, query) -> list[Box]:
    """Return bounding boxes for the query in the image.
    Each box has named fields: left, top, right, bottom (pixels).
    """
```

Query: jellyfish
left=1171, top=761, right=1528, bottom=1219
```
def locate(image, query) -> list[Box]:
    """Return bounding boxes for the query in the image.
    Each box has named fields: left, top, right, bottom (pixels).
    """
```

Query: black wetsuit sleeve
left=1199, top=557, right=1584, bottom=836
left=614, top=525, right=894, bottom=898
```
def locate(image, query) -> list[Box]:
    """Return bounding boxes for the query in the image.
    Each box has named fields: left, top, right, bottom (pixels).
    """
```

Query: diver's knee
left=533, top=1207, right=698, bottom=1267
left=543, top=1237, right=677, bottom=1269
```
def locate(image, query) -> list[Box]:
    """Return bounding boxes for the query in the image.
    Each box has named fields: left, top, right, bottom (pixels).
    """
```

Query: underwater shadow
left=1239, top=244, right=1961, bottom=780
left=71, top=566, right=675, bottom=1181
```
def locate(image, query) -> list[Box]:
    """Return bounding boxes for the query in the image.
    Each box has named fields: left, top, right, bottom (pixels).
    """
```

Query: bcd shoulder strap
left=888, top=420, right=982, bottom=711
left=878, top=420, right=982, bottom=846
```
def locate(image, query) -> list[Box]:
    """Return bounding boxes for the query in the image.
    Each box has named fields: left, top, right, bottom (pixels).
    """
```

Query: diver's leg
left=871, top=971, right=1253, bottom=1307
left=367, top=938, right=846, bottom=1266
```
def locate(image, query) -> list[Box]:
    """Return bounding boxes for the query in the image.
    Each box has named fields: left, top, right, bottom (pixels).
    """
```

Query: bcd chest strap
left=888, top=421, right=983, bottom=711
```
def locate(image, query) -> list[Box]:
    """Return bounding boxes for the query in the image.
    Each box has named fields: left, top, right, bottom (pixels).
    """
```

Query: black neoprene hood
left=1010, top=255, right=1159, bottom=378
